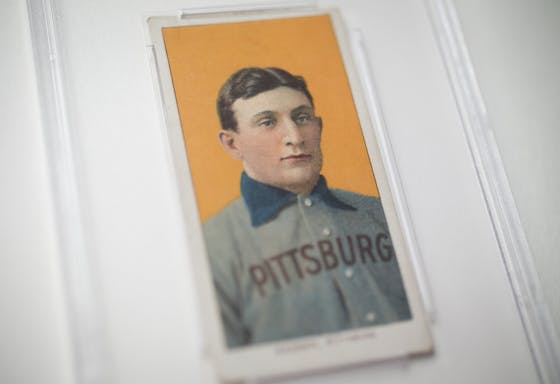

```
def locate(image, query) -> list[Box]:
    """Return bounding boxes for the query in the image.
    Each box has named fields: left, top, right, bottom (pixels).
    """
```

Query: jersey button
left=322, top=227, right=331, bottom=236
left=303, top=198, right=313, bottom=207
left=365, top=312, right=376, bottom=322
left=345, top=268, right=353, bottom=279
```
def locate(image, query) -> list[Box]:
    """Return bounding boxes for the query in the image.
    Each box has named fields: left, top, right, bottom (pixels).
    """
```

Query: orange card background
left=163, top=15, right=379, bottom=221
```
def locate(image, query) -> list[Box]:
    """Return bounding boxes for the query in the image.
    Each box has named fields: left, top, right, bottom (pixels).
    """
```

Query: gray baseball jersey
left=203, top=173, right=411, bottom=348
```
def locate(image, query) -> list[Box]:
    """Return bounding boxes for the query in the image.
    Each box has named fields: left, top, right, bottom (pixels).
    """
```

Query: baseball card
left=147, top=7, right=432, bottom=382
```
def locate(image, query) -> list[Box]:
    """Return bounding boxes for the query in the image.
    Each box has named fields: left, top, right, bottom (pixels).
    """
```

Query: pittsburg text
left=249, top=232, right=394, bottom=296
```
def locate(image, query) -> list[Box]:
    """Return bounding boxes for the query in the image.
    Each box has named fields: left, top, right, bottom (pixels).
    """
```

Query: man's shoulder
left=202, top=198, right=251, bottom=265
left=203, top=197, right=249, bottom=236
left=331, top=188, right=384, bottom=211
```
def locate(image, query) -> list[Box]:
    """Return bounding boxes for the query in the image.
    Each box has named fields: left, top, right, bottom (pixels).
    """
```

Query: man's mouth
left=281, top=154, right=311, bottom=161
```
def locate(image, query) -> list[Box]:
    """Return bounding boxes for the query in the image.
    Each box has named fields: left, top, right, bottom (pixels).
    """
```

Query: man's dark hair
left=217, top=67, right=314, bottom=132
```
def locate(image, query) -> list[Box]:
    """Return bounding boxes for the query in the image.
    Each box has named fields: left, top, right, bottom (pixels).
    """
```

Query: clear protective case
left=26, top=0, right=559, bottom=383
left=146, top=7, right=433, bottom=381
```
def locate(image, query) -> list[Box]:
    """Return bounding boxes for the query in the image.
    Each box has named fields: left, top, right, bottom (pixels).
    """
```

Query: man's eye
left=295, top=114, right=311, bottom=124
left=258, top=118, right=276, bottom=127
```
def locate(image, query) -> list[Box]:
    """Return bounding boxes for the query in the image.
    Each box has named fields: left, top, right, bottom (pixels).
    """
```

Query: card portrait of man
left=203, top=67, right=412, bottom=348
left=148, top=8, right=436, bottom=380
left=151, top=15, right=432, bottom=362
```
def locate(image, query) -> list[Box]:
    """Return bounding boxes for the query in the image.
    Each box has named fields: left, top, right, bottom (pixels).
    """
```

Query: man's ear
left=218, top=130, right=243, bottom=160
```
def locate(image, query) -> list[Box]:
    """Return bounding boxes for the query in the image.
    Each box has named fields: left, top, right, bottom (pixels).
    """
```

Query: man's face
left=220, top=86, right=323, bottom=195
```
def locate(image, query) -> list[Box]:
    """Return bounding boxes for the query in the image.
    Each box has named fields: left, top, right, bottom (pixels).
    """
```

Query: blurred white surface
left=454, top=0, right=560, bottom=334
left=0, top=1, right=73, bottom=383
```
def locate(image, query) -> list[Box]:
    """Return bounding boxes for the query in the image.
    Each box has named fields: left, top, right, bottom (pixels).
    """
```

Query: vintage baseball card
left=147, top=7, right=432, bottom=382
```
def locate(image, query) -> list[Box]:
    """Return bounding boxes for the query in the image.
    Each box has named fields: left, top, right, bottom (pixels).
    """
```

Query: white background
left=453, top=0, right=560, bottom=332
left=1, top=0, right=558, bottom=383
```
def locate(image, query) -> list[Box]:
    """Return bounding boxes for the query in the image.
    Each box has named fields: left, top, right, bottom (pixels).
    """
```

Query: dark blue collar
left=241, top=172, right=356, bottom=227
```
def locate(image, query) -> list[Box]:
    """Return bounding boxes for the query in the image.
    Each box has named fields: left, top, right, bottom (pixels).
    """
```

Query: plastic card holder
left=146, top=4, right=433, bottom=382
left=26, top=0, right=111, bottom=383
left=25, top=0, right=558, bottom=382
left=426, top=1, right=560, bottom=383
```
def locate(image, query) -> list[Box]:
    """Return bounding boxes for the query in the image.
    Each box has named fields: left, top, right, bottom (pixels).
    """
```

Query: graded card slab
left=147, top=7, right=432, bottom=382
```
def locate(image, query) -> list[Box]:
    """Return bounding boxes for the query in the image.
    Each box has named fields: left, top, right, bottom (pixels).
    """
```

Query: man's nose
left=281, top=118, right=304, bottom=146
